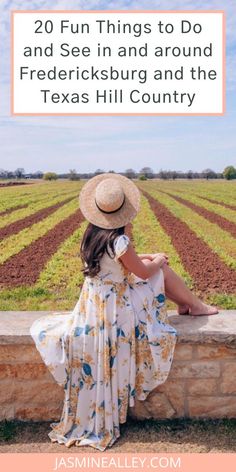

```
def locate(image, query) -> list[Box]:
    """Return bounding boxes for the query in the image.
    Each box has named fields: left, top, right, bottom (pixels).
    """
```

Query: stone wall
left=129, top=342, right=236, bottom=420
left=0, top=311, right=236, bottom=421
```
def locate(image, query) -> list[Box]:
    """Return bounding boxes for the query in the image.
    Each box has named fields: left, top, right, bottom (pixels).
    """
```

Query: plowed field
left=0, top=179, right=235, bottom=310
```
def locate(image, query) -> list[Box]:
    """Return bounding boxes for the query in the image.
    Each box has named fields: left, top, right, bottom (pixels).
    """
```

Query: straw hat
left=79, top=173, right=140, bottom=229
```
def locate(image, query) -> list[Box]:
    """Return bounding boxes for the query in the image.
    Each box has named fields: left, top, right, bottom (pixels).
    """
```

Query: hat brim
left=79, top=173, right=141, bottom=229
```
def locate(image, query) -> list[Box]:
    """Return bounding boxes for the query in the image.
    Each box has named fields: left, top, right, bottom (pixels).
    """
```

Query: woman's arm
left=119, top=243, right=168, bottom=280
left=138, top=254, right=154, bottom=261
left=138, top=253, right=169, bottom=262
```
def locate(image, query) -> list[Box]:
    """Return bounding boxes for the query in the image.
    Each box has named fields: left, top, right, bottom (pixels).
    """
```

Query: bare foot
left=190, top=302, right=219, bottom=316
left=177, top=304, right=190, bottom=315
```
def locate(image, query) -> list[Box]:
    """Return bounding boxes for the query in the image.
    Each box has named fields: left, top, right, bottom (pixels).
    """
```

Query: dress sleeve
left=114, top=234, right=130, bottom=259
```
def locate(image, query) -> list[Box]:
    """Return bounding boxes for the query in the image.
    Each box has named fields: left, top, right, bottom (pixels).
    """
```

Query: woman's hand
left=153, top=254, right=169, bottom=268
left=153, top=253, right=169, bottom=264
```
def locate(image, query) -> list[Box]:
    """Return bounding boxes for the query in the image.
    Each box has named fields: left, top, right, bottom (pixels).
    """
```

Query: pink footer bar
left=1, top=453, right=236, bottom=472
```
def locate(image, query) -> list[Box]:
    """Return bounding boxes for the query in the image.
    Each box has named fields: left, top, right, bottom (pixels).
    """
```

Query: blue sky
left=0, top=0, right=236, bottom=174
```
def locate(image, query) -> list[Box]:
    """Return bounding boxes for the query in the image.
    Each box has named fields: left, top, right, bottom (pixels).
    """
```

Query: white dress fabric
left=30, top=234, right=177, bottom=451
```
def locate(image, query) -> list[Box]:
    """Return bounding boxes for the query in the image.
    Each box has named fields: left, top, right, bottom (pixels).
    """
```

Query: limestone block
left=197, top=345, right=236, bottom=360
left=0, top=405, right=15, bottom=420
left=157, top=379, right=185, bottom=416
left=14, top=405, right=62, bottom=421
left=13, top=381, right=64, bottom=404
left=0, top=345, right=42, bottom=363
left=169, top=361, right=220, bottom=379
left=174, top=344, right=193, bottom=360
left=0, top=363, right=53, bottom=380
left=221, top=362, right=236, bottom=394
left=0, top=380, right=15, bottom=402
left=188, top=396, right=236, bottom=418
left=187, top=378, right=218, bottom=395
left=128, top=400, right=152, bottom=420
left=145, top=392, right=176, bottom=419
left=129, top=392, right=176, bottom=420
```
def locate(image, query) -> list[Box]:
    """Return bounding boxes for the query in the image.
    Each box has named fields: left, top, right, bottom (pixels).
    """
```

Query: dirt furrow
left=0, top=197, right=76, bottom=241
left=198, top=196, right=236, bottom=211
left=0, top=181, right=32, bottom=187
left=142, top=190, right=236, bottom=294
left=0, top=204, right=28, bottom=217
left=161, top=191, right=236, bottom=239
left=0, top=209, right=85, bottom=287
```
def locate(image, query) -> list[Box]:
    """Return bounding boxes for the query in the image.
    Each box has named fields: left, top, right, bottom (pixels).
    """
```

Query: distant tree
left=176, top=171, right=184, bottom=179
left=202, top=168, right=217, bottom=180
left=139, top=175, right=147, bottom=181
left=43, top=172, right=58, bottom=181
left=171, top=171, right=178, bottom=180
left=192, top=172, right=200, bottom=179
left=94, top=169, right=104, bottom=175
left=187, top=170, right=194, bottom=179
left=159, top=169, right=168, bottom=180
left=0, top=169, right=8, bottom=179
left=139, top=167, right=154, bottom=179
left=6, top=170, right=15, bottom=179
left=223, top=166, right=236, bottom=180
left=80, top=173, right=90, bottom=179
left=125, top=168, right=136, bottom=179
left=68, top=169, right=80, bottom=181
left=14, top=168, right=25, bottom=179
left=33, top=170, right=43, bottom=179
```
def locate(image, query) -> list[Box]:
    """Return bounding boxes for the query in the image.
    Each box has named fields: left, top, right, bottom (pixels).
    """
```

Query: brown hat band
left=95, top=196, right=125, bottom=214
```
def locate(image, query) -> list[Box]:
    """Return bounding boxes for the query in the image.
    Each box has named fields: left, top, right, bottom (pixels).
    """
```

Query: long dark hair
left=80, top=223, right=125, bottom=277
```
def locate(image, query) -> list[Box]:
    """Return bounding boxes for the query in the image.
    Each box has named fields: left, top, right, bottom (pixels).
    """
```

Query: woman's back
left=96, top=234, right=130, bottom=283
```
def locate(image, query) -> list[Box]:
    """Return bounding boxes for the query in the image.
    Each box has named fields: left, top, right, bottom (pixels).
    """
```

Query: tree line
left=0, top=166, right=236, bottom=181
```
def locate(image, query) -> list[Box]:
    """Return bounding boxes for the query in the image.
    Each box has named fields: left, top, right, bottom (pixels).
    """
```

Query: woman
left=30, top=173, right=218, bottom=451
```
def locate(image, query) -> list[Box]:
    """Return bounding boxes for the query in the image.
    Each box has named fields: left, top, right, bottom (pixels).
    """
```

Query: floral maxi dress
left=30, top=234, right=177, bottom=451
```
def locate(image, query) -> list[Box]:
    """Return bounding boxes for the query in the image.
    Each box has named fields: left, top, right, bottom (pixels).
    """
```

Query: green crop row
left=133, top=195, right=193, bottom=284
left=0, top=181, right=69, bottom=211
left=150, top=185, right=236, bottom=224
left=139, top=184, right=236, bottom=270
left=150, top=180, right=236, bottom=206
left=0, top=184, right=82, bottom=228
left=0, top=198, right=80, bottom=264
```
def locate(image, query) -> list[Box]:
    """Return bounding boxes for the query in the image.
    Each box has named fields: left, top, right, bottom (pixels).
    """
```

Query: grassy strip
left=0, top=181, right=70, bottom=211
left=133, top=196, right=193, bottom=285
left=140, top=185, right=236, bottom=270
left=154, top=181, right=236, bottom=205
left=0, top=286, right=55, bottom=311
left=37, top=220, right=88, bottom=302
left=0, top=199, right=79, bottom=265
left=0, top=187, right=81, bottom=229
left=160, top=188, right=236, bottom=224
left=207, top=293, right=236, bottom=310
left=1, top=286, right=236, bottom=311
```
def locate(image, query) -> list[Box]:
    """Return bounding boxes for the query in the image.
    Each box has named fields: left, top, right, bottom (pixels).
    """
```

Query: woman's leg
left=165, top=288, right=190, bottom=315
left=162, top=263, right=218, bottom=316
